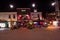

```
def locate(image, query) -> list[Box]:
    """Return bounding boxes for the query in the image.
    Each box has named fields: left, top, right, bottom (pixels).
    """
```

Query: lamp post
left=51, top=0, right=59, bottom=20
left=9, top=4, right=14, bottom=29
left=55, top=0, right=59, bottom=16
left=52, top=0, right=59, bottom=16
left=32, top=3, right=37, bottom=12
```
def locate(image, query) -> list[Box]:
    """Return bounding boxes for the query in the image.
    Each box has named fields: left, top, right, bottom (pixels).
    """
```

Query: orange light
left=50, top=21, right=52, bottom=24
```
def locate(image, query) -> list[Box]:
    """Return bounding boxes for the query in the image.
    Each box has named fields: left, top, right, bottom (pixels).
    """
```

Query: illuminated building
left=0, top=8, right=42, bottom=28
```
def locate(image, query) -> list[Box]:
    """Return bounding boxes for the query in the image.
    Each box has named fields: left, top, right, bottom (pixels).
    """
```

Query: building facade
left=0, top=12, right=42, bottom=28
left=0, top=12, right=17, bottom=28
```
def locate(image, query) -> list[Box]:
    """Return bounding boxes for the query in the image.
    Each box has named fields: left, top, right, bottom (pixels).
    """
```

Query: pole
left=54, top=0, right=59, bottom=16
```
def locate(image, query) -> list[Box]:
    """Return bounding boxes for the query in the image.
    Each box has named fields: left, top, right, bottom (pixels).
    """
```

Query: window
left=13, top=14, right=15, bottom=19
left=9, top=15, right=11, bottom=18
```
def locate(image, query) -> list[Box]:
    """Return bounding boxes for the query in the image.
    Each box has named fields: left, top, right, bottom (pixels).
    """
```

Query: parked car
left=40, top=20, right=48, bottom=27
left=33, top=20, right=48, bottom=27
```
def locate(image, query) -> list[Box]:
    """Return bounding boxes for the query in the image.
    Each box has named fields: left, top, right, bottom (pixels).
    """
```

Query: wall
left=31, top=12, right=42, bottom=20
left=0, top=12, right=42, bottom=21
left=0, top=12, right=17, bottom=21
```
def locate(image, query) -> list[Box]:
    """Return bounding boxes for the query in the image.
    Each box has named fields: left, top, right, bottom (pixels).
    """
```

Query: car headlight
left=34, top=22, right=38, bottom=24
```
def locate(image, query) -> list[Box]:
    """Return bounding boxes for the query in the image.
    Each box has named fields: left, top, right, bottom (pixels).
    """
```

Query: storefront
left=0, top=20, right=8, bottom=28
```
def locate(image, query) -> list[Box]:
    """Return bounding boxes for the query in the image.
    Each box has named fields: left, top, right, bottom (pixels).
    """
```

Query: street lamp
left=51, top=2, right=56, bottom=6
left=32, top=3, right=35, bottom=8
left=32, top=3, right=37, bottom=12
left=9, top=4, right=14, bottom=8
left=51, top=1, right=60, bottom=21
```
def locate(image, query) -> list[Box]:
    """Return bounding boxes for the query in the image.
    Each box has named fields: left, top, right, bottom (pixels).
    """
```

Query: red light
left=28, top=16, right=30, bottom=19
left=40, top=22, right=43, bottom=25
left=26, top=15, right=30, bottom=19
left=18, top=15, right=21, bottom=20
left=19, top=15, right=21, bottom=17
left=18, top=16, right=20, bottom=20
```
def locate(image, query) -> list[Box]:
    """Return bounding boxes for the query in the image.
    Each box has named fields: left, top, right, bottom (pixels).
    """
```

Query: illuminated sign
left=21, top=10, right=26, bottom=12
left=0, top=23, right=6, bottom=28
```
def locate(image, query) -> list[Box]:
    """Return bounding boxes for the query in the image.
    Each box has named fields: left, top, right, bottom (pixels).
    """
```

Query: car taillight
left=40, top=22, right=43, bottom=24
left=34, top=22, right=38, bottom=25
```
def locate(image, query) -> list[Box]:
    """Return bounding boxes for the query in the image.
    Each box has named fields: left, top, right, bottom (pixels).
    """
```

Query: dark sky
left=0, top=0, right=58, bottom=12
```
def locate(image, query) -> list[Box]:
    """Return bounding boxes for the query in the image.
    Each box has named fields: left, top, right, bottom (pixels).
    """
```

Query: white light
left=21, top=10, right=26, bottom=12
left=51, top=2, right=56, bottom=6
left=32, top=3, right=35, bottom=7
left=9, top=4, right=14, bottom=8
left=8, top=22, right=11, bottom=28
left=44, top=22, right=47, bottom=25
left=26, top=15, right=28, bottom=16
left=19, top=15, right=22, bottom=17
left=0, top=23, right=6, bottom=28
left=34, top=22, right=38, bottom=24
left=13, top=22, right=16, bottom=25
left=34, top=9, right=37, bottom=12
left=53, top=21, right=58, bottom=27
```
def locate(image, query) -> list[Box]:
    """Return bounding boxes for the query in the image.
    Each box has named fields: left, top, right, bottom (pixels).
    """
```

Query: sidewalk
left=0, top=28, right=9, bottom=31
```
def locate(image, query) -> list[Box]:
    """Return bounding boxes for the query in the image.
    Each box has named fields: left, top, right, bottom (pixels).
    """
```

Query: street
left=0, top=25, right=60, bottom=40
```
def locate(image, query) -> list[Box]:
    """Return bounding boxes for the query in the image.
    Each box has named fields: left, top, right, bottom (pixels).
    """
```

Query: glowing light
left=51, top=2, right=56, bottom=6
left=26, top=15, right=29, bottom=16
left=18, top=15, right=21, bottom=20
left=50, top=21, right=52, bottom=24
left=44, top=22, right=47, bottom=25
left=32, top=3, right=35, bottom=7
left=8, top=22, right=11, bottom=28
left=48, top=24, right=50, bottom=26
left=53, top=21, right=58, bottom=26
left=21, top=10, right=26, bottom=12
left=19, top=15, right=22, bottom=17
left=9, top=4, right=14, bottom=8
left=34, top=9, right=37, bottom=12
left=0, top=23, right=6, bottom=28
left=46, top=25, right=60, bottom=30
left=26, top=15, right=30, bottom=19
left=34, top=22, right=38, bottom=24
left=13, top=22, right=16, bottom=25
left=40, top=22, right=43, bottom=25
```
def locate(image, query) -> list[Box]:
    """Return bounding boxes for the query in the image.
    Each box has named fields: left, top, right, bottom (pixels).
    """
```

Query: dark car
left=40, top=20, right=48, bottom=27
left=33, top=20, right=48, bottom=27
left=33, top=20, right=40, bottom=28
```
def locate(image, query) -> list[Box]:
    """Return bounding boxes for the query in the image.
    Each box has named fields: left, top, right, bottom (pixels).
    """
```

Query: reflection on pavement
left=46, top=25, right=60, bottom=30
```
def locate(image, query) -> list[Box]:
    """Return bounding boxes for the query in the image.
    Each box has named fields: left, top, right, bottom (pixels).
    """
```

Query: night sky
left=0, top=0, right=59, bottom=12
